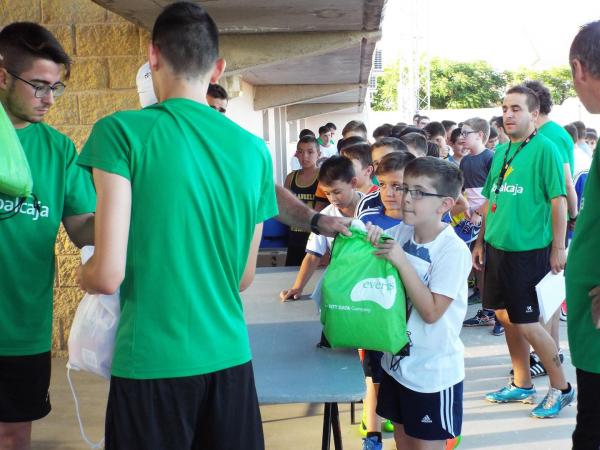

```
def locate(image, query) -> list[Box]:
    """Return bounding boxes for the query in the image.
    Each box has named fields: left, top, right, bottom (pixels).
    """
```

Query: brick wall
left=1, top=0, right=149, bottom=355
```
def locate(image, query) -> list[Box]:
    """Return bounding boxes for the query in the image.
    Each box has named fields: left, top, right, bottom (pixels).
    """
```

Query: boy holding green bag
left=367, top=157, right=471, bottom=450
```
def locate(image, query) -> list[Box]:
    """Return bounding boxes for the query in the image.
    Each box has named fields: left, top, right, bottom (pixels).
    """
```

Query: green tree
left=429, top=58, right=506, bottom=109
left=506, top=66, right=575, bottom=105
left=370, top=65, right=399, bottom=111
left=370, top=58, right=576, bottom=110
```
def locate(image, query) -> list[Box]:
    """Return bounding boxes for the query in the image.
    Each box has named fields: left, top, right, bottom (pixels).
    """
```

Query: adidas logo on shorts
left=421, top=415, right=433, bottom=424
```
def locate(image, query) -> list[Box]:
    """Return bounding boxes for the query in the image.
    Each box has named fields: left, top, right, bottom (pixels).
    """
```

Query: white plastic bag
left=67, top=246, right=120, bottom=378
left=66, top=246, right=120, bottom=449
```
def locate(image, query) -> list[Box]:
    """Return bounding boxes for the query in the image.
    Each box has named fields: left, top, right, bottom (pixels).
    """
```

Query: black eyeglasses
left=7, top=71, right=66, bottom=98
left=396, top=187, right=446, bottom=200
left=460, top=130, right=478, bottom=138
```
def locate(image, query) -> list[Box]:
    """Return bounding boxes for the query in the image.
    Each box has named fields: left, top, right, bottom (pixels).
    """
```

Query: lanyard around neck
left=494, top=129, right=537, bottom=194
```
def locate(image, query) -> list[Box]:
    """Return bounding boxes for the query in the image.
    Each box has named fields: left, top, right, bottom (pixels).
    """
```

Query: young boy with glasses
left=457, top=118, right=501, bottom=334
left=366, top=157, right=471, bottom=450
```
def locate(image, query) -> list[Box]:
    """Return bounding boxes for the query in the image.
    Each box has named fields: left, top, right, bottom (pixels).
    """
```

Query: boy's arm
left=472, top=200, right=488, bottom=271
left=78, top=169, right=131, bottom=295
left=279, top=252, right=322, bottom=301
left=375, top=240, right=452, bottom=323
left=550, top=195, right=567, bottom=274
left=240, top=223, right=263, bottom=292
left=564, top=163, right=578, bottom=219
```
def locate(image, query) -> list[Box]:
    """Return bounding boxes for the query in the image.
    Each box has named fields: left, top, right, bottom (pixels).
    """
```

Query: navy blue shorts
left=362, top=350, right=384, bottom=383
left=376, top=370, right=463, bottom=440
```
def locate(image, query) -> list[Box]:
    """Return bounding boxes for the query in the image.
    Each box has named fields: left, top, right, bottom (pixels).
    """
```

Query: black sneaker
left=509, top=351, right=564, bottom=378
left=463, top=309, right=494, bottom=326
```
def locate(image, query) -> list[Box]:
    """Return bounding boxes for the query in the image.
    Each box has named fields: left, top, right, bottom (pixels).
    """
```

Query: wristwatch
left=310, top=213, right=323, bottom=235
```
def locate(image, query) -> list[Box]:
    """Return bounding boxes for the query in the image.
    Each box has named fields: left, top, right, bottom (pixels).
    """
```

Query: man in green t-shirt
left=0, top=23, right=96, bottom=449
left=472, top=85, right=574, bottom=419
left=566, top=20, right=600, bottom=449
left=77, top=3, right=276, bottom=449
left=520, top=80, right=579, bottom=377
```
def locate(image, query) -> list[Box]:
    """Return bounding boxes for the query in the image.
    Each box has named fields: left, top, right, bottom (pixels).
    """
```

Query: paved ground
left=32, top=269, right=576, bottom=449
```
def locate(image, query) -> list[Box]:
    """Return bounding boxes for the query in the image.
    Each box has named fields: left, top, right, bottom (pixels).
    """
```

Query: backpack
left=320, top=222, right=410, bottom=354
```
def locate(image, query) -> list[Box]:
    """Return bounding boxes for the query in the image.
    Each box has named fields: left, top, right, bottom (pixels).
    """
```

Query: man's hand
left=472, top=242, right=485, bottom=271
left=280, top=287, right=302, bottom=302
left=317, top=215, right=352, bottom=238
left=550, top=246, right=566, bottom=274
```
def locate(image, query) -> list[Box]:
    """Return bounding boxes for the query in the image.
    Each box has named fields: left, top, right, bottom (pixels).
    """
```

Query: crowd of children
left=280, top=89, right=595, bottom=449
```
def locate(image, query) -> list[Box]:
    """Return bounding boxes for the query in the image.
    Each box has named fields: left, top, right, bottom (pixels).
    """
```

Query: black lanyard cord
left=494, top=129, right=537, bottom=194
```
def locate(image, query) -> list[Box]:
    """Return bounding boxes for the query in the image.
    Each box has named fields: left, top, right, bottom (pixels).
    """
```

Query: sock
left=511, top=382, right=533, bottom=390
left=561, top=382, right=572, bottom=395
left=366, top=432, right=382, bottom=442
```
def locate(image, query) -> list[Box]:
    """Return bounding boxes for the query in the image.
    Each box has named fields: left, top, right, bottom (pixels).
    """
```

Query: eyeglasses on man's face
left=7, top=70, right=66, bottom=98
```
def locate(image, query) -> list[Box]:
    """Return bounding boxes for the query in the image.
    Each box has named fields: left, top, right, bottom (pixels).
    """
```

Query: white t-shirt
left=573, top=144, right=592, bottom=178
left=319, top=144, right=338, bottom=159
left=305, top=193, right=363, bottom=256
left=381, top=223, right=472, bottom=393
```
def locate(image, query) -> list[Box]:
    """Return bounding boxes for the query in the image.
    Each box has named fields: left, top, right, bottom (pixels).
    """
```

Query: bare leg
left=364, top=377, right=381, bottom=432
left=541, top=310, right=560, bottom=351
left=0, top=422, right=32, bottom=450
left=393, top=422, right=445, bottom=450
left=495, top=310, right=532, bottom=388
left=519, top=322, right=568, bottom=390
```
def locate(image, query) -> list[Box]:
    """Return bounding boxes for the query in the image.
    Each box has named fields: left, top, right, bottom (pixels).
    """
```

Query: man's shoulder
left=32, top=122, right=75, bottom=153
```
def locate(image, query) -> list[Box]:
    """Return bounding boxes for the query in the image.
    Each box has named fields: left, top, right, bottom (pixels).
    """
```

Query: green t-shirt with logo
left=0, top=123, right=96, bottom=356
left=566, top=140, right=600, bottom=373
left=538, top=120, right=575, bottom=177
left=78, top=98, right=278, bottom=379
left=482, top=133, right=565, bottom=251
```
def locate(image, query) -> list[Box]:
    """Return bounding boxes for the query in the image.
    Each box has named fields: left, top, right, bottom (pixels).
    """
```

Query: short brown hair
left=0, top=22, right=71, bottom=78
left=463, top=117, right=491, bottom=144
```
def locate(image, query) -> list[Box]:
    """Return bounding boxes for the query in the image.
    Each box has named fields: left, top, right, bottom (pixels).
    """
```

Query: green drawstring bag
left=320, top=224, right=409, bottom=354
left=0, top=101, right=33, bottom=197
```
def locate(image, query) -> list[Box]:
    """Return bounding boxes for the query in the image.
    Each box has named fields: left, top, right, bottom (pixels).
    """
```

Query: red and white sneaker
left=560, top=301, right=567, bottom=322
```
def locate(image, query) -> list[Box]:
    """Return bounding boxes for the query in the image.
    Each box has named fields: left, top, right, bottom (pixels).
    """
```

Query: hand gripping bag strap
left=0, top=101, right=33, bottom=197
left=320, top=226, right=409, bottom=353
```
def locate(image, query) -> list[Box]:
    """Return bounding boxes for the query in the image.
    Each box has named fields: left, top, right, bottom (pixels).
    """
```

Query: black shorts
left=376, top=371, right=462, bottom=440
left=483, top=244, right=551, bottom=324
left=572, top=368, right=600, bottom=450
left=362, top=350, right=384, bottom=383
left=105, top=361, right=264, bottom=450
left=0, top=352, right=51, bottom=422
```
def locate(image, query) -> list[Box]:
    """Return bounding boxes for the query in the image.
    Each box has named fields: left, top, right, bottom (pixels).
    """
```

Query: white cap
left=136, top=62, right=158, bottom=108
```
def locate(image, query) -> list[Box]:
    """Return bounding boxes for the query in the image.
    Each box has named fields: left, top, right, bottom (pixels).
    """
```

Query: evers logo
left=350, top=276, right=397, bottom=310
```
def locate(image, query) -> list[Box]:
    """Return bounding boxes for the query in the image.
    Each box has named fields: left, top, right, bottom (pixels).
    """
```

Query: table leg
left=350, top=402, right=355, bottom=424
left=331, top=402, right=343, bottom=449
left=322, top=403, right=333, bottom=450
